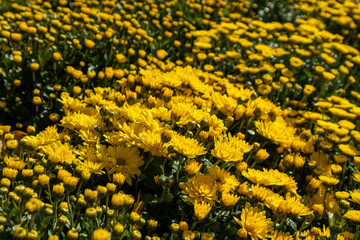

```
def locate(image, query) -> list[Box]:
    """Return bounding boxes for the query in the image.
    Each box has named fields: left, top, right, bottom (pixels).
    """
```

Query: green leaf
left=286, top=218, right=297, bottom=232
left=9, top=207, right=18, bottom=219
left=353, top=231, right=360, bottom=240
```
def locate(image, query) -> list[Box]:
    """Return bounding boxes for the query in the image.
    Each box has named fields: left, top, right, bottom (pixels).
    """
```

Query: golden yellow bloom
left=67, top=229, right=79, bottom=240
left=52, top=52, right=62, bottom=61
left=344, top=210, right=360, bottom=223
left=52, top=184, right=65, bottom=196
left=113, top=223, right=124, bottom=235
left=3, top=167, right=18, bottom=179
left=111, top=193, right=125, bottom=208
left=58, top=169, right=72, bottom=181
left=270, top=230, right=293, bottom=240
left=184, top=159, right=203, bottom=175
left=168, top=133, right=206, bottom=159
left=30, top=62, right=40, bottom=71
left=319, top=175, right=339, bottom=186
left=32, top=96, right=42, bottom=105
left=277, top=193, right=313, bottom=216
left=234, top=202, right=273, bottom=240
left=85, top=39, right=95, bottom=49
left=303, top=84, right=316, bottom=95
left=212, top=133, right=252, bottom=162
left=221, top=192, right=240, bottom=207
left=84, top=189, right=98, bottom=201
left=334, top=155, right=348, bottom=164
left=335, top=191, right=349, bottom=200
left=13, top=227, right=27, bottom=239
left=208, top=166, right=240, bottom=193
left=225, top=51, right=241, bottom=59
left=350, top=190, right=360, bottom=204
left=26, top=198, right=44, bottom=213
left=38, top=174, right=50, bottom=186
left=156, top=49, right=168, bottom=60
left=22, top=169, right=34, bottom=178
left=243, top=168, right=297, bottom=193
left=352, top=170, right=360, bottom=183
left=93, top=228, right=110, bottom=240
left=183, top=230, right=196, bottom=240
left=322, top=71, right=336, bottom=81
left=255, top=117, right=296, bottom=148
left=257, top=84, right=272, bottom=95
left=179, top=174, right=217, bottom=204
left=104, top=145, right=144, bottom=185
left=116, top=53, right=127, bottom=63
left=41, top=141, right=76, bottom=164
left=194, top=201, right=211, bottom=221
left=289, top=57, right=304, bottom=68
left=63, top=176, right=79, bottom=188
left=201, top=232, right=214, bottom=240
left=106, top=183, right=116, bottom=193
left=339, top=144, right=360, bottom=156
left=11, top=33, right=22, bottom=42
left=255, top=149, right=269, bottom=162
left=13, top=55, right=22, bottom=63
left=6, top=139, right=18, bottom=149
left=113, top=172, right=126, bottom=186
left=4, top=156, right=26, bottom=170
left=284, top=152, right=305, bottom=168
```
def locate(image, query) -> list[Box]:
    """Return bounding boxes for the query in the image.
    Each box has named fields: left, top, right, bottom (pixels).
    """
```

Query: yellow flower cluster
left=1, top=0, right=360, bottom=239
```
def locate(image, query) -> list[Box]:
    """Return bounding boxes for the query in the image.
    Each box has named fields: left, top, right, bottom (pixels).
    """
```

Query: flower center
left=117, top=158, right=126, bottom=166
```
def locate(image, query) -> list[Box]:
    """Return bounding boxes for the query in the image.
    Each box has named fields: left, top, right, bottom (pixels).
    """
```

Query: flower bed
left=1, top=0, right=360, bottom=239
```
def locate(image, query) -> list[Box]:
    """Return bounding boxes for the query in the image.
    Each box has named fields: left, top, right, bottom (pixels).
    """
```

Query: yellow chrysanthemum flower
left=184, top=159, right=203, bottom=176
left=318, top=175, right=339, bottom=186
left=41, top=141, right=76, bottom=164
left=207, top=166, right=240, bottom=193
left=193, top=200, right=212, bottom=221
left=338, top=144, right=360, bottom=156
left=104, top=145, right=144, bottom=185
left=93, top=228, right=110, bottom=240
left=179, top=174, right=217, bottom=204
left=221, top=192, right=240, bottom=207
left=211, top=133, right=252, bottom=162
left=254, top=117, right=296, bottom=148
left=277, top=193, right=313, bottom=217
left=242, top=168, right=297, bottom=193
left=26, top=198, right=44, bottom=213
left=234, top=202, right=273, bottom=240
left=4, top=156, right=26, bottom=170
left=344, top=210, right=360, bottom=223
left=352, top=170, right=360, bottom=183
left=270, top=230, right=293, bottom=240
left=349, top=190, right=360, bottom=205
left=167, top=133, right=206, bottom=158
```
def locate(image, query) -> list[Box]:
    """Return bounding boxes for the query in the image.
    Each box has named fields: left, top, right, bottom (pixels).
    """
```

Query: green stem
left=29, top=214, right=35, bottom=230
left=66, top=191, right=74, bottom=228
left=145, top=156, right=155, bottom=170
left=52, top=199, right=58, bottom=232
left=190, top=221, right=197, bottom=230
left=176, top=158, right=184, bottom=183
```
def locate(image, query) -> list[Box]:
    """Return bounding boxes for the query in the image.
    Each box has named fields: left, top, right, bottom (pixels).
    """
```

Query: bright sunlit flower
left=179, top=174, right=218, bottom=204
left=234, top=202, right=273, bottom=240
left=104, top=145, right=144, bottom=185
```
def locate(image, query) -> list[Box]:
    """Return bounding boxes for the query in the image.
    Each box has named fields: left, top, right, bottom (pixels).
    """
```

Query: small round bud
left=113, top=223, right=124, bottom=235
left=66, top=229, right=79, bottom=240
left=58, top=215, right=69, bottom=225
left=85, top=207, right=97, bottom=219
left=131, top=230, right=142, bottom=240
left=170, top=223, right=179, bottom=233
left=129, top=212, right=141, bottom=224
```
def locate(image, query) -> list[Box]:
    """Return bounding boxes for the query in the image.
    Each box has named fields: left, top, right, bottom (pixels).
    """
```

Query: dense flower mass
left=1, top=0, right=360, bottom=239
